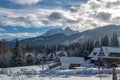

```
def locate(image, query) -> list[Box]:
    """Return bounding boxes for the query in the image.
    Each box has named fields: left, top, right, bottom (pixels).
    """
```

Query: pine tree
left=11, top=39, right=24, bottom=67
left=101, top=35, right=109, bottom=46
left=83, top=49, right=89, bottom=60
left=95, top=41, right=100, bottom=48
left=104, top=35, right=109, bottom=46
left=26, top=44, right=30, bottom=52
left=111, top=32, right=119, bottom=47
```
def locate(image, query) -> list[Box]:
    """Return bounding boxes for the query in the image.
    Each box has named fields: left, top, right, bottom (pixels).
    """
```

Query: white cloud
left=0, top=0, right=120, bottom=32
left=9, top=0, right=41, bottom=5
left=70, top=6, right=78, bottom=13
left=0, top=8, right=73, bottom=28
left=95, top=12, right=111, bottom=21
left=0, top=32, right=41, bottom=39
left=0, top=28, right=5, bottom=32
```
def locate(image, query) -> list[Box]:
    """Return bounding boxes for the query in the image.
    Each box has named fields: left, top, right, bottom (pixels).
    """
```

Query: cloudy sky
left=0, top=0, right=120, bottom=40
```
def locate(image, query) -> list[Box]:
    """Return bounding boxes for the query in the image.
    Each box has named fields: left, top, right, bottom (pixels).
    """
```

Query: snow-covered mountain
left=8, top=25, right=120, bottom=46
left=63, top=27, right=79, bottom=36
left=72, top=24, right=120, bottom=43
left=42, top=27, right=79, bottom=36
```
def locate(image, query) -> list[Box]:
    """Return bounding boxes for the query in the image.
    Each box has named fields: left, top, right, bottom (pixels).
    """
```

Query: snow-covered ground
left=0, top=74, right=112, bottom=80
left=0, top=64, right=118, bottom=80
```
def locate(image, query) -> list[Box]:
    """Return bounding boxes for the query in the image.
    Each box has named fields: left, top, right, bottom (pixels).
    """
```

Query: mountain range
left=9, top=25, right=120, bottom=47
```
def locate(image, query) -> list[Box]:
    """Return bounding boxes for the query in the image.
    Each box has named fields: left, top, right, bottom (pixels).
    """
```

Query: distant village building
left=60, top=57, right=85, bottom=69
left=47, top=52, right=56, bottom=61
left=56, top=51, right=68, bottom=57
left=88, top=46, right=120, bottom=67
left=56, top=51, right=68, bottom=61
left=36, top=53, right=45, bottom=64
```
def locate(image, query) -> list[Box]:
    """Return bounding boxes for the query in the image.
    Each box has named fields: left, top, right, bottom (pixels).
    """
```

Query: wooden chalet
left=88, top=46, right=120, bottom=66
left=60, top=57, right=85, bottom=69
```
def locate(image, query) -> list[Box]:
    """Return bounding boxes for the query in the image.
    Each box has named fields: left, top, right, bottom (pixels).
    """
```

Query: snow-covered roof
left=60, top=57, right=84, bottom=64
left=62, top=51, right=68, bottom=56
left=36, top=53, right=45, bottom=60
left=90, top=46, right=120, bottom=60
left=56, top=51, right=62, bottom=55
left=88, top=48, right=100, bottom=57
left=47, top=53, right=56, bottom=58
left=25, top=53, right=35, bottom=58
left=56, top=51, right=68, bottom=56
left=102, top=46, right=120, bottom=56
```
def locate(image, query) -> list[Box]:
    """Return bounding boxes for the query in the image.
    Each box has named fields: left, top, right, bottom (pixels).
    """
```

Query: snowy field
left=0, top=65, right=120, bottom=80
left=0, top=74, right=112, bottom=80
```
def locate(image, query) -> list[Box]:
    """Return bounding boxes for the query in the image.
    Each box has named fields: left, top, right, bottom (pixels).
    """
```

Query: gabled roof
left=88, top=48, right=100, bottom=57
left=48, top=52, right=56, bottom=58
left=25, top=52, right=35, bottom=58
left=36, top=53, right=45, bottom=60
left=102, top=46, right=120, bottom=56
left=56, top=51, right=68, bottom=56
left=90, top=46, right=120, bottom=60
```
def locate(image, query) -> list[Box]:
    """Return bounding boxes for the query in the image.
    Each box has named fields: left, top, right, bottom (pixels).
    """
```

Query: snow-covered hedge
left=1, top=67, right=120, bottom=77
left=21, top=68, right=38, bottom=75
left=55, top=68, right=119, bottom=75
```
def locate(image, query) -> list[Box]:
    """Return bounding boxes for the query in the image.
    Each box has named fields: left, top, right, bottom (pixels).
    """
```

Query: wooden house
left=60, top=57, right=85, bottom=69
left=88, top=47, right=120, bottom=66
left=25, top=52, right=35, bottom=65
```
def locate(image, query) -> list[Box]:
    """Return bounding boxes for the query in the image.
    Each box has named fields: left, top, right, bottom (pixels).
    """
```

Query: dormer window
left=93, top=52, right=97, bottom=56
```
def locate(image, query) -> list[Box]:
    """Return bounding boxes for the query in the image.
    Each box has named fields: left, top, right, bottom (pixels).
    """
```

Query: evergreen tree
left=25, top=45, right=30, bottom=52
left=101, top=35, right=109, bottom=46
left=111, top=32, right=119, bottom=47
left=94, top=41, right=100, bottom=48
left=104, top=35, right=109, bottom=46
left=89, top=40, right=94, bottom=52
left=11, top=39, right=24, bottom=67
left=83, top=49, right=89, bottom=60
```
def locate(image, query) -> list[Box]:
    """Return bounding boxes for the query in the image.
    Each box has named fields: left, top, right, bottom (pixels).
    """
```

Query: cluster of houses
left=25, top=46, right=120, bottom=69
left=25, top=50, right=68, bottom=65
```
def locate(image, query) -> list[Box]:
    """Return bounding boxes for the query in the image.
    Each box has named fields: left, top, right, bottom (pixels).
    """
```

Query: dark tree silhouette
left=11, top=39, right=24, bottom=67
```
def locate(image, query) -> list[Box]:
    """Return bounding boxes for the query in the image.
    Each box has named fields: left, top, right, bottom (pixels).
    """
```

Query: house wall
left=109, top=53, right=120, bottom=57
left=98, top=52, right=105, bottom=56
left=104, top=58, right=120, bottom=66
left=69, top=64, right=81, bottom=69
left=60, top=57, right=84, bottom=69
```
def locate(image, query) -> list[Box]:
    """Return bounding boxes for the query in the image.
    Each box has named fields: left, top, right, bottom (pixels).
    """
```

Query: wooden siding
left=109, top=53, right=120, bottom=57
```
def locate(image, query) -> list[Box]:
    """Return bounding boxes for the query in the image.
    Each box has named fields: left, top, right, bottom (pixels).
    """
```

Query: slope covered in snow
left=42, top=28, right=63, bottom=36
left=42, top=27, right=79, bottom=36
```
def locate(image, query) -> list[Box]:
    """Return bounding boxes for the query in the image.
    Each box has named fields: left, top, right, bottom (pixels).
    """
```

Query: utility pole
left=97, top=58, right=104, bottom=80
left=112, top=63, right=117, bottom=80
left=42, top=57, right=44, bottom=71
left=98, top=65, right=102, bottom=80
